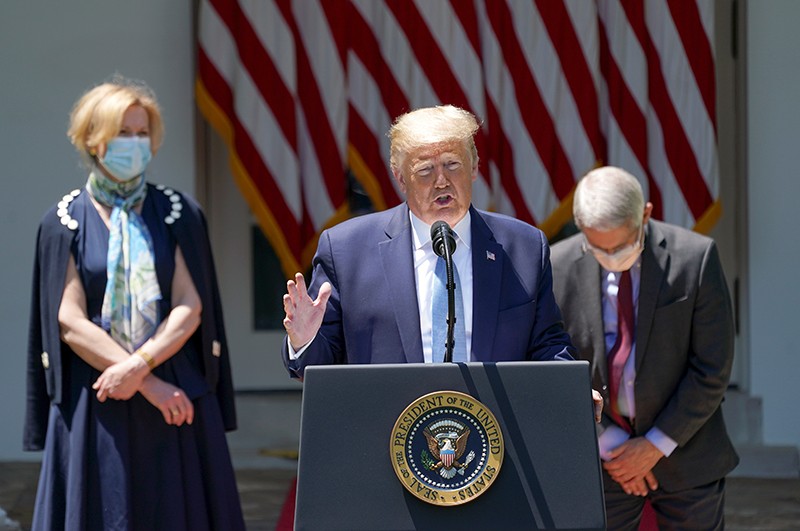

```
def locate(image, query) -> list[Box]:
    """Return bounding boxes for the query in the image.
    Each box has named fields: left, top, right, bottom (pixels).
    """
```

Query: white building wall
left=0, top=1, right=195, bottom=460
left=746, top=1, right=800, bottom=448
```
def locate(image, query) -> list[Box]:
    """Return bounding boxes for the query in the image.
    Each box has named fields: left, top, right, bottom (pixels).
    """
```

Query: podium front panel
left=295, top=361, right=605, bottom=530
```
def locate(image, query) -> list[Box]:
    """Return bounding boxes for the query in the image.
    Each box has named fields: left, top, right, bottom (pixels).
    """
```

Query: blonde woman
left=25, top=77, right=244, bottom=530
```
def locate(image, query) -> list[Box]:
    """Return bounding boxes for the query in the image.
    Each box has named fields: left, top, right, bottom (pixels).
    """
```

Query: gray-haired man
left=550, top=166, right=738, bottom=529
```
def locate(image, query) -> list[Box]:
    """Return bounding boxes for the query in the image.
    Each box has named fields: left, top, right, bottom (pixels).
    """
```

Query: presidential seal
left=390, top=391, right=504, bottom=506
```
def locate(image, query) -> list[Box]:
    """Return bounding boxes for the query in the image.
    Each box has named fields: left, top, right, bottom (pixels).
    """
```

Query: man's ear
left=643, top=201, right=654, bottom=225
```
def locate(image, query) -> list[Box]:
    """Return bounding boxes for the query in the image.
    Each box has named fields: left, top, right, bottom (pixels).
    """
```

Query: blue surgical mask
left=100, top=136, right=152, bottom=181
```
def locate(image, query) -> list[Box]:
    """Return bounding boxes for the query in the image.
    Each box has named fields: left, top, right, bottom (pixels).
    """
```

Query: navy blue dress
left=32, top=192, right=245, bottom=531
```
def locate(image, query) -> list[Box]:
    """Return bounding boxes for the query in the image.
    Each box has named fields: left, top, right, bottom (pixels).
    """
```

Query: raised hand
left=283, top=272, right=331, bottom=350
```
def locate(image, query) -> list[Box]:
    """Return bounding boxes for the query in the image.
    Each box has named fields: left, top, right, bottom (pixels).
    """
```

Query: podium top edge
left=303, top=360, right=590, bottom=373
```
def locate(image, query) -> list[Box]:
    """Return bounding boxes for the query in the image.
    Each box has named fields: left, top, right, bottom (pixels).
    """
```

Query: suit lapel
left=635, top=221, right=667, bottom=372
left=576, top=249, right=608, bottom=382
left=379, top=204, right=424, bottom=363
left=470, top=208, right=503, bottom=362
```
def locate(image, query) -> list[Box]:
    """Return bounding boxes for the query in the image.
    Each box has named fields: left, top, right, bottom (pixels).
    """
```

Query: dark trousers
left=603, top=470, right=726, bottom=530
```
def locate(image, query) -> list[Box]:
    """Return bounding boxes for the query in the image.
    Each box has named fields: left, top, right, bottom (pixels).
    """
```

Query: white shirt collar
left=409, top=209, right=472, bottom=252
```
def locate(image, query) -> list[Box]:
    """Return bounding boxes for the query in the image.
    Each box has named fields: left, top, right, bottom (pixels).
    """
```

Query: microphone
left=430, top=220, right=457, bottom=363
left=431, top=220, right=457, bottom=258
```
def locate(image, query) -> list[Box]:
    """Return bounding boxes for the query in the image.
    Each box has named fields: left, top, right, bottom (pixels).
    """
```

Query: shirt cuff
left=597, top=424, right=631, bottom=461
left=645, top=427, right=678, bottom=458
left=287, top=336, right=314, bottom=360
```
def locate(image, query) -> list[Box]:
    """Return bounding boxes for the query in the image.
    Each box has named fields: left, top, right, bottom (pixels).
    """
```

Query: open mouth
left=435, top=194, right=453, bottom=206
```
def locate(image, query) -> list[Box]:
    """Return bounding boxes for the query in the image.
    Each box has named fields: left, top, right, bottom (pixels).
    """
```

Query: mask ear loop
left=633, top=224, right=646, bottom=255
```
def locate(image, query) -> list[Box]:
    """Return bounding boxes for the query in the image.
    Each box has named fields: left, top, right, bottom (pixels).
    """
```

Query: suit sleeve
left=172, top=193, right=238, bottom=431
left=651, top=241, right=734, bottom=445
left=528, top=237, right=575, bottom=361
left=24, top=225, right=48, bottom=451
left=201, top=209, right=238, bottom=431
left=24, top=215, right=72, bottom=450
left=281, top=229, right=346, bottom=378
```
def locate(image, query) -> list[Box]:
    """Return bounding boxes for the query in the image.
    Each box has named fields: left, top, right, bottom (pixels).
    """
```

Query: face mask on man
left=586, top=226, right=644, bottom=272
left=99, top=136, right=152, bottom=181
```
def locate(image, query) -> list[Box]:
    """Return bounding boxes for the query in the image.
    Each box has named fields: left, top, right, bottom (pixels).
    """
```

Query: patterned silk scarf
left=87, top=169, right=162, bottom=352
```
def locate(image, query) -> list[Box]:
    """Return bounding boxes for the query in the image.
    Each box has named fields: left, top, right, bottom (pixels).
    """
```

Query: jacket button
left=41, top=352, right=50, bottom=369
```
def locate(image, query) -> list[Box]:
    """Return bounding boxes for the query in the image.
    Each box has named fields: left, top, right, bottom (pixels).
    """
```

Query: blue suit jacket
left=283, top=204, right=573, bottom=377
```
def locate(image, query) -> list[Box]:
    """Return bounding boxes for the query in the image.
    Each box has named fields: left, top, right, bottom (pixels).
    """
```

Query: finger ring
left=170, top=408, right=179, bottom=416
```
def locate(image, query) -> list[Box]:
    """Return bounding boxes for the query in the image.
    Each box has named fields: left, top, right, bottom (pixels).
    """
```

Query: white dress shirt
left=409, top=211, right=473, bottom=363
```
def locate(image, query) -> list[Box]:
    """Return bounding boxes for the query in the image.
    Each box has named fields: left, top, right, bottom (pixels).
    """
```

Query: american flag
left=197, top=0, right=719, bottom=278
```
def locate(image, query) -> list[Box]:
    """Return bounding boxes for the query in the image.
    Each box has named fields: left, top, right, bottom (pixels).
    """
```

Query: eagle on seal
left=423, top=426, right=470, bottom=479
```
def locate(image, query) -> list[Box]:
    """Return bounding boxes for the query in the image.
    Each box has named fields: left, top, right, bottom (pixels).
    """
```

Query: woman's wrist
left=129, top=353, right=152, bottom=391
left=134, top=349, right=157, bottom=371
left=138, top=372, right=158, bottom=394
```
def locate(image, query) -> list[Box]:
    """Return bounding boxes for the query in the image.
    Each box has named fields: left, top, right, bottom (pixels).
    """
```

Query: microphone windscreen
left=431, top=220, right=456, bottom=258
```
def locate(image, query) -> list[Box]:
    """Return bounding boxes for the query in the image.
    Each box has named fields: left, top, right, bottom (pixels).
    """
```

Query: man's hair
left=573, top=166, right=645, bottom=231
left=388, top=105, right=480, bottom=173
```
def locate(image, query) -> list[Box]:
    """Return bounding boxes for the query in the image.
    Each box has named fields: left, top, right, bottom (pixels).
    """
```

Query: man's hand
left=603, top=436, right=663, bottom=487
left=283, top=272, right=331, bottom=350
left=618, top=471, right=659, bottom=497
left=591, top=389, right=603, bottom=423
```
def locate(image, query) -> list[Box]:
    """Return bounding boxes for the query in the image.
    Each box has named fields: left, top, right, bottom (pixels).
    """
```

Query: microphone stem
left=443, top=234, right=456, bottom=363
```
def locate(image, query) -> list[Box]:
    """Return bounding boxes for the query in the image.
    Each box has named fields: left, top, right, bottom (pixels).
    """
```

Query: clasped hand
left=603, top=436, right=663, bottom=496
left=93, top=355, right=148, bottom=402
left=93, top=356, right=194, bottom=426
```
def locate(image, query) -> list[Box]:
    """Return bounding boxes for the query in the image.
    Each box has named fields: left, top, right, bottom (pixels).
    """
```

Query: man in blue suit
left=282, top=105, right=582, bottom=387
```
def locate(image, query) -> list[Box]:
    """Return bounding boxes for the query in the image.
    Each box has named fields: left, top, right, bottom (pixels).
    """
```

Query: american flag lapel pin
left=486, top=250, right=495, bottom=261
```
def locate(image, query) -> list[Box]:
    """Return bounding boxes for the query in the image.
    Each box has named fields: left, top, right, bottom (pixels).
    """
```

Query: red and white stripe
left=197, top=0, right=720, bottom=277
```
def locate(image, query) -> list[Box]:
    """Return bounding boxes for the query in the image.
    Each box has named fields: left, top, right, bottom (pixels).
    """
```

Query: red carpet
left=275, top=476, right=297, bottom=531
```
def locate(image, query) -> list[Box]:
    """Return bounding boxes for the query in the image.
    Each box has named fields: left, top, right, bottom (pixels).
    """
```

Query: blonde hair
left=67, top=76, right=164, bottom=164
left=388, top=105, right=480, bottom=173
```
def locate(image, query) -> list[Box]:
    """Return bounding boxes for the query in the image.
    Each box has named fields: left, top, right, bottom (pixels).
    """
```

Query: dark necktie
left=607, top=269, right=634, bottom=432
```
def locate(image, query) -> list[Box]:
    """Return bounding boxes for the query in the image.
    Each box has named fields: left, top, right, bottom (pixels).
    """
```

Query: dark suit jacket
left=283, top=204, right=574, bottom=377
left=550, top=220, right=739, bottom=491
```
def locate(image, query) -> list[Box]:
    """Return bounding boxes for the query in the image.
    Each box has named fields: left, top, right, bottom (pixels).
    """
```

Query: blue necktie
left=431, top=256, right=467, bottom=362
